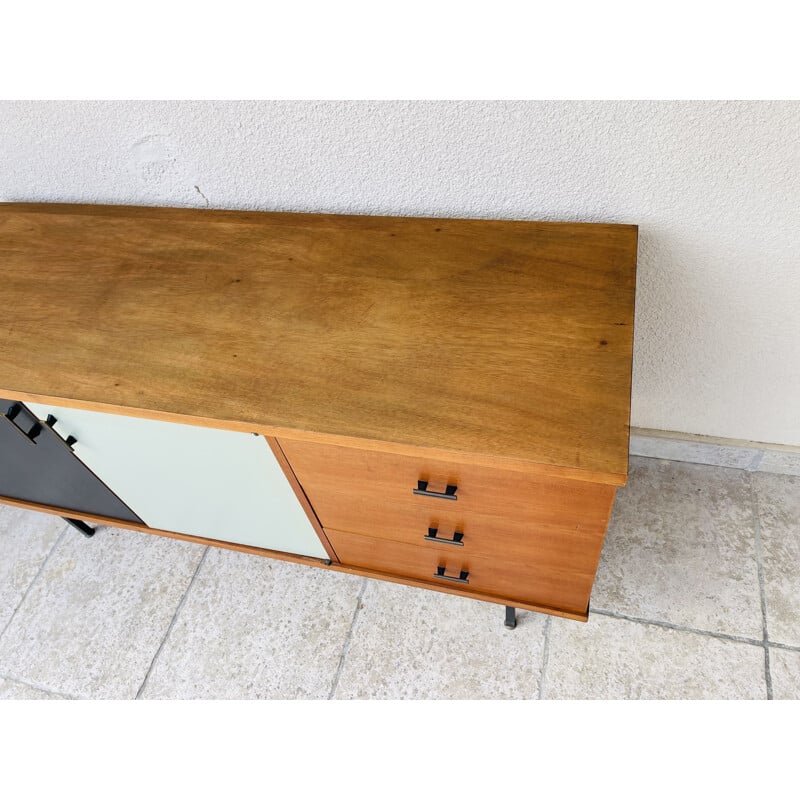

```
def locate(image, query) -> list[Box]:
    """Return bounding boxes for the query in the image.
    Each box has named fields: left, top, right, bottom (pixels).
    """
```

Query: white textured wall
left=1, top=101, right=798, bottom=446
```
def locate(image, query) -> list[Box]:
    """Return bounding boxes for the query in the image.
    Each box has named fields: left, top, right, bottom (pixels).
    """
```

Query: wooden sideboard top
left=0, top=203, right=637, bottom=485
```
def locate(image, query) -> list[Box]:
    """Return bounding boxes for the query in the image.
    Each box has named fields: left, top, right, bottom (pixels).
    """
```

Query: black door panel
left=0, top=398, right=144, bottom=523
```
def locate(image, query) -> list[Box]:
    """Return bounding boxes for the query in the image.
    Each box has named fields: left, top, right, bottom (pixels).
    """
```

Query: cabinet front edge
left=0, top=388, right=628, bottom=487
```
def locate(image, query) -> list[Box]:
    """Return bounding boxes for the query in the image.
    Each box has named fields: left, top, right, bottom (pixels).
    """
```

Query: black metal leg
left=504, top=606, right=516, bottom=629
left=63, top=517, right=96, bottom=538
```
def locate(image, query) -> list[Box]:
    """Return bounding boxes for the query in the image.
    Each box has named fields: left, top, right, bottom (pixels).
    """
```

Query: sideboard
left=0, top=203, right=637, bottom=626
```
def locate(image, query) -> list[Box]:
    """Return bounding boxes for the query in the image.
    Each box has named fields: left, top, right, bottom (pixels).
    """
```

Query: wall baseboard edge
left=629, top=428, right=800, bottom=477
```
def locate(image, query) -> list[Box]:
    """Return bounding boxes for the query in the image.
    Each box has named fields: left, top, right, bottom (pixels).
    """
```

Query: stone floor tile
left=591, top=458, right=762, bottom=638
left=333, top=580, right=546, bottom=699
left=0, top=506, right=65, bottom=632
left=753, top=474, right=800, bottom=646
left=768, top=648, right=800, bottom=700
left=544, top=613, right=766, bottom=699
left=0, top=526, right=205, bottom=699
left=0, top=676, right=72, bottom=699
left=140, top=548, right=364, bottom=699
left=757, top=450, right=800, bottom=478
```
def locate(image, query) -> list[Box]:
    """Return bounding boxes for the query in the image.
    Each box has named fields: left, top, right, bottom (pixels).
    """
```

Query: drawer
left=278, top=439, right=616, bottom=532
left=321, top=498, right=605, bottom=574
left=327, top=528, right=595, bottom=615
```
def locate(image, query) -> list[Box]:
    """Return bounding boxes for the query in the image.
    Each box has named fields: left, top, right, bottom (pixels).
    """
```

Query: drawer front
left=320, top=498, right=605, bottom=574
left=278, top=439, right=616, bottom=532
left=327, top=528, right=594, bottom=614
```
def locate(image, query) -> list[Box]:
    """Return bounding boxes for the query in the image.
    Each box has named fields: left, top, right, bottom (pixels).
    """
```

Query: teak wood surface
left=278, top=438, right=617, bottom=532
left=307, top=502, right=607, bottom=574
left=326, top=528, right=595, bottom=615
left=0, top=203, right=637, bottom=484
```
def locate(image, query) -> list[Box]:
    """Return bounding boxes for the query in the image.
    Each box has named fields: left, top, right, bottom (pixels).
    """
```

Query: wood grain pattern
left=277, top=438, right=617, bottom=531
left=302, top=500, right=608, bottom=575
left=326, top=528, right=595, bottom=616
left=0, top=203, right=637, bottom=484
left=0, top=495, right=587, bottom=621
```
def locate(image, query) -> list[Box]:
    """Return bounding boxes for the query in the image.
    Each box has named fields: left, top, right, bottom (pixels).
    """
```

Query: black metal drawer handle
left=434, top=566, right=469, bottom=584
left=42, top=413, right=78, bottom=449
left=424, top=527, right=464, bottom=546
left=413, top=480, right=458, bottom=501
left=3, top=403, right=43, bottom=444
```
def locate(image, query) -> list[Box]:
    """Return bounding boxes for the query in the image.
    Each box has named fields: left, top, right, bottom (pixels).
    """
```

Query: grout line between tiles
left=0, top=671, right=82, bottom=700
left=0, top=523, right=69, bottom=644
left=327, top=578, right=368, bottom=700
left=767, top=641, right=800, bottom=654
left=590, top=607, right=765, bottom=648
left=537, top=616, right=552, bottom=700
left=748, top=474, right=773, bottom=699
left=135, top=546, right=209, bottom=700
